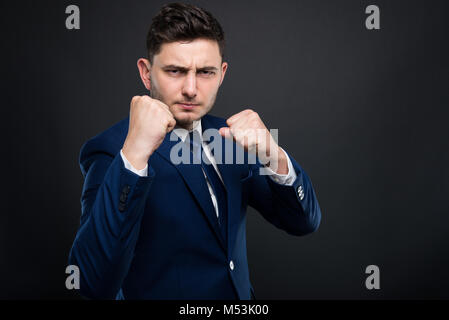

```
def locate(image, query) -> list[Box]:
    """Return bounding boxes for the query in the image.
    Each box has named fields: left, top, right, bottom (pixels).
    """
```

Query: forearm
left=266, top=168, right=321, bottom=235
left=68, top=153, right=154, bottom=299
left=248, top=155, right=321, bottom=236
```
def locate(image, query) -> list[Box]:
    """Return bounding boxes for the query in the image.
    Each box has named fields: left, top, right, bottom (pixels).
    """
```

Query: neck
left=176, top=119, right=200, bottom=132
left=177, top=123, right=193, bottom=131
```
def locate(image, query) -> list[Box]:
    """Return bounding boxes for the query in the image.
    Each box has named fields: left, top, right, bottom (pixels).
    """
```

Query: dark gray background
left=2, top=0, right=448, bottom=299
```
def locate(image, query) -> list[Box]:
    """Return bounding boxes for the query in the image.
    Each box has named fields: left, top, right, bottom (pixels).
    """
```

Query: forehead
left=154, top=38, right=221, bottom=67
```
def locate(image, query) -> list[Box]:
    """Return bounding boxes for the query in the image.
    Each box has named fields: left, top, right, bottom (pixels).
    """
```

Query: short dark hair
left=146, top=3, right=225, bottom=64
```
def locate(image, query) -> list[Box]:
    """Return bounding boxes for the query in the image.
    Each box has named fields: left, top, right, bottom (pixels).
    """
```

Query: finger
left=162, top=106, right=174, bottom=118
left=219, top=127, right=233, bottom=140
left=231, top=126, right=250, bottom=145
left=161, top=103, right=172, bottom=114
left=154, top=100, right=174, bottom=118
left=166, top=118, right=176, bottom=132
left=159, top=102, right=173, bottom=115
left=227, top=109, right=253, bottom=125
left=229, top=114, right=250, bottom=132
left=147, top=96, right=171, bottom=113
left=131, top=96, right=141, bottom=104
left=226, top=110, right=247, bottom=125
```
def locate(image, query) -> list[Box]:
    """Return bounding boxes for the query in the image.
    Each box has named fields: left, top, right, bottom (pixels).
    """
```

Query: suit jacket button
left=297, top=186, right=304, bottom=200
left=120, top=192, right=127, bottom=203
left=123, top=185, right=131, bottom=194
left=229, top=260, right=234, bottom=271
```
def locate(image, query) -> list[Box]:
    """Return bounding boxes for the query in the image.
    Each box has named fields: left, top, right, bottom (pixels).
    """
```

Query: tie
left=188, top=130, right=228, bottom=242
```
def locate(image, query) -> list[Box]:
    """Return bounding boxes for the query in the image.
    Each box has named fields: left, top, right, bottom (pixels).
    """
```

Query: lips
left=178, top=103, right=199, bottom=110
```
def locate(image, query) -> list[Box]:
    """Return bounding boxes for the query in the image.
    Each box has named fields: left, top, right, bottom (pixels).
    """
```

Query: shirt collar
left=172, top=119, right=202, bottom=142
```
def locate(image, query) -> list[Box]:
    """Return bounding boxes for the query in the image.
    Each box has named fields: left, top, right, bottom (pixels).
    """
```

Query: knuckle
left=150, top=101, right=161, bottom=110
left=155, top=101, right=166, bottom=111
left=130, top=96, right=140, bottom=107
left=141, top=96, right=151, bottom=105
left=154, top=106, right=163, bottom=114
left=233, top=129, right=243, bottom=139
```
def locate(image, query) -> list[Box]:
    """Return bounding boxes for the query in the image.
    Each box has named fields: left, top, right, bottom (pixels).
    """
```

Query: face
left=138, top=38, right=228, bottom=129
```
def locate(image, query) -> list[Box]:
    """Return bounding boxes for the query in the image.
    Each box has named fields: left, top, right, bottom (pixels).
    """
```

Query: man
left=68, top=2, right=321, bottom=300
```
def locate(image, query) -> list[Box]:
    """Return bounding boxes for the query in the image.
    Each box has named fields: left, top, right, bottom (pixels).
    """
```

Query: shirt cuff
left=265, top=147, right=297, bottom=186
left=120, top=149, right=148, bottom=177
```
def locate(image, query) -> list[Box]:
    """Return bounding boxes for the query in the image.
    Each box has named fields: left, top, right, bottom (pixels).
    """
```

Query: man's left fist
left=219, top=109, right=288, bottom=174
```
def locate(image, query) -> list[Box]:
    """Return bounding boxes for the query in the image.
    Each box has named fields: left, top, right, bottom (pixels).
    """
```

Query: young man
left=68, top=2, right=321, bottom=300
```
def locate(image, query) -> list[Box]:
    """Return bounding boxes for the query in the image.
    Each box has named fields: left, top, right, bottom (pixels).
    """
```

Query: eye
left=167, top=69, right=179, bottom=74
left=199, top=70, right=215, bottom=76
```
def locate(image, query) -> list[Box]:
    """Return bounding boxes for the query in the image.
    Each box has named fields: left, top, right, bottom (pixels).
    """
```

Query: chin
left=174, top=112, right=199, bottom=126
left=177, top=110, right=202, bottom=121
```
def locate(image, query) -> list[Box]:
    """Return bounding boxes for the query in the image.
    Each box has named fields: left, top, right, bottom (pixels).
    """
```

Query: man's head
left=137, top=3, right=227, bottom=129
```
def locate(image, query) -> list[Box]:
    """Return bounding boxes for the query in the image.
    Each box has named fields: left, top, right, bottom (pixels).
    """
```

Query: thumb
left=219, top=127, right=233, bottom=139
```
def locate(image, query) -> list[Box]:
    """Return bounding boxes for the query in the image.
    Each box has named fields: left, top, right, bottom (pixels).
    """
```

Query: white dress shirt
left=120, top=120, right=297, bottom=218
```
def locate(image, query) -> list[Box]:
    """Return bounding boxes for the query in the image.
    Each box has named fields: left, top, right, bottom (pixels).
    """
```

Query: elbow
left=67, top=244, right=118, bottom=300
left=308, top=206, right=321, bottom=233
left=307, top=211, right=321, bottom=234
left=288, top=206, right=322, bottom=237
left=67, top=246, right=95, bottom=299
left=302, top=200, right=322, bottom=235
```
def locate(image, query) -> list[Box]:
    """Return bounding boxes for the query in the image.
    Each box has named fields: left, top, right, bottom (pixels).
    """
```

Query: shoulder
left=79, top=117, right=129, bottom=172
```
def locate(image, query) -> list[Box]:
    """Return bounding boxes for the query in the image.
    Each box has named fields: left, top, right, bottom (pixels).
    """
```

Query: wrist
left=267, top=146, right=288, bottom=175
left=122, top=140, right=152, bottom=170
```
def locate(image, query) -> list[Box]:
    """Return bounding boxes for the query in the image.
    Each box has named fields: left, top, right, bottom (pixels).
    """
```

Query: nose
left=182, top=71, right=197, bottom=99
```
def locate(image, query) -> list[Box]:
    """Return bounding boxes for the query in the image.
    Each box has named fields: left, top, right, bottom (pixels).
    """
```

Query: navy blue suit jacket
left=68, top=114, right=321, bottom=299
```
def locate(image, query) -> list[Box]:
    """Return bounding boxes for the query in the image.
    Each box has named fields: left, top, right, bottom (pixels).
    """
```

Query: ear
left=137, top=58, right=151, bottom=91
left=219, top=61, right=228, bottom=86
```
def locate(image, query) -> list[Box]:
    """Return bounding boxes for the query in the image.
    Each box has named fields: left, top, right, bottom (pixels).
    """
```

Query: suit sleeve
left=68, top=141, right=155, bottom=299
left=245, top=150, right=321, bottom=236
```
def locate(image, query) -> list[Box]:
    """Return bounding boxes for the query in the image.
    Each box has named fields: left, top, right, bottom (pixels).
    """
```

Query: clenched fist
left=122, top=96, right=176, bottom=170
left=219, top=109, right=288, bottom=174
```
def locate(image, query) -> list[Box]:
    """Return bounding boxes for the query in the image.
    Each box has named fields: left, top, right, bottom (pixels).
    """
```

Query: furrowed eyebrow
left=197, top=67, right=218, bottom=72
left=162, top=65, right=218, bottom=72
left=162, top=65, right=189, bottom=72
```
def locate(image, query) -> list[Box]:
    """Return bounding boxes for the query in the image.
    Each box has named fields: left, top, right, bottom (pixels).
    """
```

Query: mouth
left=177, top=103, right=200, bottom=110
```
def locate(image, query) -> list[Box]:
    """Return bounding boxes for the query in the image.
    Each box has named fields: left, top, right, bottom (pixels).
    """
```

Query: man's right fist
left=122, top=96, right=176, bottom=170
